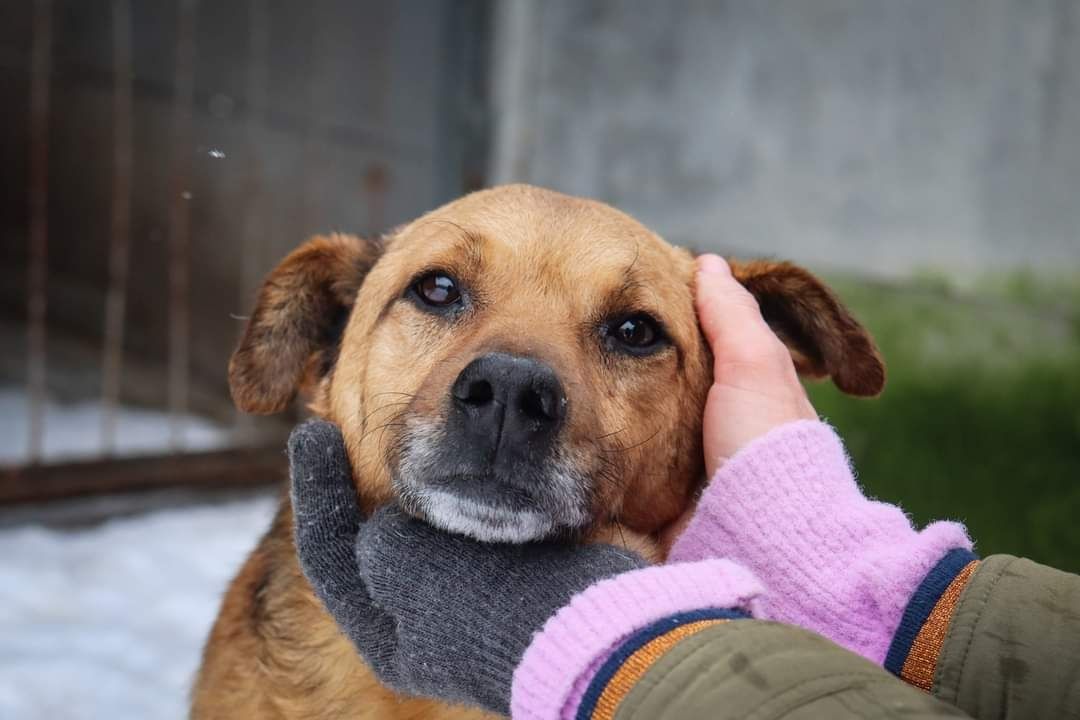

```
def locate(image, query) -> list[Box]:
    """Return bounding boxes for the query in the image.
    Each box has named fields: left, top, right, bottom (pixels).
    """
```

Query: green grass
left=805, top=273, right=1080, bottom=573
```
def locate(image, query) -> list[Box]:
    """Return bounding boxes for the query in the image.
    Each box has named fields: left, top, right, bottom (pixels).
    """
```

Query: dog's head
left=231, top=185, right=883, bottom=542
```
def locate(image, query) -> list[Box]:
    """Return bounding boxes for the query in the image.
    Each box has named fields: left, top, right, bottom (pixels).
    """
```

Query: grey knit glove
left=288, top=419, right=646, bottom=716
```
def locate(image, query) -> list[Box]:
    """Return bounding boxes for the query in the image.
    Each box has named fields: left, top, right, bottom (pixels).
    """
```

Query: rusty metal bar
left=0, top=446, right=286, bottom=506
left=235, top=0, right=270, bottom=439
left=26, top=0, right=53, bottom=464
left=167, top=0, right=198, bottom=450
left=240, top=0, right=269, bottom=313
left=101, top=0, right=133, bottom=455
left=364, top=164, right=388, bottom=236
left=364, top=4, right=393, bottom=237
left=298, top=3, right=327, bottom=239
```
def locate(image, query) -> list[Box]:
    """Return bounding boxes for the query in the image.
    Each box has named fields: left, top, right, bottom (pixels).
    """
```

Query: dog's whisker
left=358, top=401, right=412, bottom=431
left=358, top=407, right=409, bottom=444
left=597, top=426, right=660, bottom=456
left=594, top=427, right=628, bottom=442
left=589, top=453, right=630, bottom=499
left=615, top=520, right=628, bottom=551
left=411, top=217, right=471, bottom=240
left=368, top=391, right=418, bottom=400
left=373, top=421, right=407, bottom=454
left=360, top=415, right=405, bottom=439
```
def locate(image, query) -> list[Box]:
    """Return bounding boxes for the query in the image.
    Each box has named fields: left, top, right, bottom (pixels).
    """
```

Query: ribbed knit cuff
left=509, top=559, right=765, bottom=720
left=884, top=548, right=980, bottom=690
left=669, top=419, right=849, bottom=565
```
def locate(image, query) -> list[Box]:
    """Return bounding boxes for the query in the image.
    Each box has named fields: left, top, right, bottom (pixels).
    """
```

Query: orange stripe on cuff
left=591, top=619, right=731, bottom=720
left=900, top=559, right=980, bottom=691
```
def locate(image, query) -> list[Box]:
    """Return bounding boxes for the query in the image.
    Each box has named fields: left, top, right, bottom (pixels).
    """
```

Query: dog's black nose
left=451, top=353, right=566, bottom=463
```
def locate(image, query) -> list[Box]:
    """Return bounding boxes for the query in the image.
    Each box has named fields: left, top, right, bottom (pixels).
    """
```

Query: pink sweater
left=510, top=420, right=972, bottom=720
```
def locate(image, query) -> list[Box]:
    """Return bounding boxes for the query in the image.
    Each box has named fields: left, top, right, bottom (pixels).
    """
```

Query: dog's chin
left=411, top=488, right=559, bottom=543
left=393, top=426, right=593, bottom=542
left=393, top=471, right=591, bottom=543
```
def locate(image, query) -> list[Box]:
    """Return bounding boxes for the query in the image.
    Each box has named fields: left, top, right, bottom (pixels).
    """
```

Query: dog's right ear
left=728, top=259, right=886, bottom=397
left=229, top=233, right=382, bottom=414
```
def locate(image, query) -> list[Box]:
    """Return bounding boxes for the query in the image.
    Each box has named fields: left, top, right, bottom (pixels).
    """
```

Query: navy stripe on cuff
left=884, top=547, right=978, bottom=676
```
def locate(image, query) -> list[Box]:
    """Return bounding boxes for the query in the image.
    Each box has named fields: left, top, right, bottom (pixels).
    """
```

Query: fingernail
left=697, top=254, right=730, bottom=277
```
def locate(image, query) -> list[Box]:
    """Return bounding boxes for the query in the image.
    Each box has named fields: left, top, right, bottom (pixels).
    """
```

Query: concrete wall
left=491, top=0, right=1080, bottom=276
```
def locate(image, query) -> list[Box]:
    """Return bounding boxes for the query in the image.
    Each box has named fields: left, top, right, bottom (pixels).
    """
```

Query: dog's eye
left=414, top=272, right=461, bottom=307
left=604, top=313, right=665, bottom=355
left=616, top=316, right=657, bottom=346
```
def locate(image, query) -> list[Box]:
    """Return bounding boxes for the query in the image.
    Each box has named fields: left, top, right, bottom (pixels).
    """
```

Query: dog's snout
left=451, top=353, right=566, bottom=459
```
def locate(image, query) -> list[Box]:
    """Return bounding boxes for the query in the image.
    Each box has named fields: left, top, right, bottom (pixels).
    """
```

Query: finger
left=288, top=421, right=404, bottom=684
left=695, top=254, right=788, bottom=369
left=289, top=418, right=364, bottom=536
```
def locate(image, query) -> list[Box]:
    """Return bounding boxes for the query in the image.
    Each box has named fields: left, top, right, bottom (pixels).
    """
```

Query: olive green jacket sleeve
left=933, top=554, right=1080, bottom=719
left=583, top=555, right=1079, bottom=720
left=610, top=620, right=968, bottom=720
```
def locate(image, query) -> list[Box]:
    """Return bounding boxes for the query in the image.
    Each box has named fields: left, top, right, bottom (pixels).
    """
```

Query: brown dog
left=191, top=184, right=884, bottom=719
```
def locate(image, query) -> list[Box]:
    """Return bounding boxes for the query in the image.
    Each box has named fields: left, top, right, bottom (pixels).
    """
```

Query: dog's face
left=231, top=185, right=884, bottom=542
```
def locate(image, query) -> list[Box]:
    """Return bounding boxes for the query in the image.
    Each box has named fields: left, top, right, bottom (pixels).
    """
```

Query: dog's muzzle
left=393, top=352, right=590, bottom=542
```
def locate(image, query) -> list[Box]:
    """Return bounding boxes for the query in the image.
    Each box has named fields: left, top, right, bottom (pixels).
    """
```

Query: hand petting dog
left=291, top=254, right=970, bottom=718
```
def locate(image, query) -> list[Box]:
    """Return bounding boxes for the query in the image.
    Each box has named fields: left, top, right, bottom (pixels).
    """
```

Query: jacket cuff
left=884, top=548, right=980, bottom=690
left=509, top=559, right=765, bottom=720
left=573, top=608, right=748, bottom=720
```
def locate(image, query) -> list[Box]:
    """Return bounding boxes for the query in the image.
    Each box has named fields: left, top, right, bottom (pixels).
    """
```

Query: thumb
left=288, top=420, right=403, bottom=685
left=289, top=419, right=364, bottom=538
left=288, top=420, right=366, bottom=613
left=695, top=254, right=784, bottom=372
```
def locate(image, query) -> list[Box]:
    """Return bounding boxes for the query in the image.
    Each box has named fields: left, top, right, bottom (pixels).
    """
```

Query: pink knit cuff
left=669, top=419, right=972, bottom=663
left=509, top=559, right=765, bottom=720
left=668, top=419, right=849, bottom=564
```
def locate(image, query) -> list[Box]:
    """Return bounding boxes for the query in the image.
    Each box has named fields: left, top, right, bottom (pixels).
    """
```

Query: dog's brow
left=624, top=243, right=642, bottom=276
left=452, top=228, right=486, bottom=269
left=615, top=267, right=646, bottom=301
left=416, top=218, right=486, bottom=267
left=614, top=244, right=645, bottom=295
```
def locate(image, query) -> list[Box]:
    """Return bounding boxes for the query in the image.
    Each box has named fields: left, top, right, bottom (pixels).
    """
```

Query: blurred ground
left=808, top=270, right=1080, bottom=573
left=0, top=495, right=275, bottom=720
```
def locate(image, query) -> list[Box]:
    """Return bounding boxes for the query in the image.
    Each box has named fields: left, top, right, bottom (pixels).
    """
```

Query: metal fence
left=1, top=0, right=488, bottom=504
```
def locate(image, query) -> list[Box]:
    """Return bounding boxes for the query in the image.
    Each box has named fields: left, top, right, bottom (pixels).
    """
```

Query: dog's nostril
left=455, top=378, right=494, bottom=406
left=519, top=386, right=558, bottom=422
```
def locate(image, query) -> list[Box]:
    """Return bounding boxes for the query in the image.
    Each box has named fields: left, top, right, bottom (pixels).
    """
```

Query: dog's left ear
left=229, top=233, right=382, bottom=414
left=729, top=260, right=885, bottom=397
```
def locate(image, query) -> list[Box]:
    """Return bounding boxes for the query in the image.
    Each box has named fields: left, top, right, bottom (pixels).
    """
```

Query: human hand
left=288, top=419, right=646, bottom=714
left=695, top=254, right=817, bottom=478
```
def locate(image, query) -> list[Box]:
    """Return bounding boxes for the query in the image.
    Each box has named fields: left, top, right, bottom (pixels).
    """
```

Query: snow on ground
left=0, top=388, right=231, bottom=465
left=0, top=496, right=276, bottom=720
